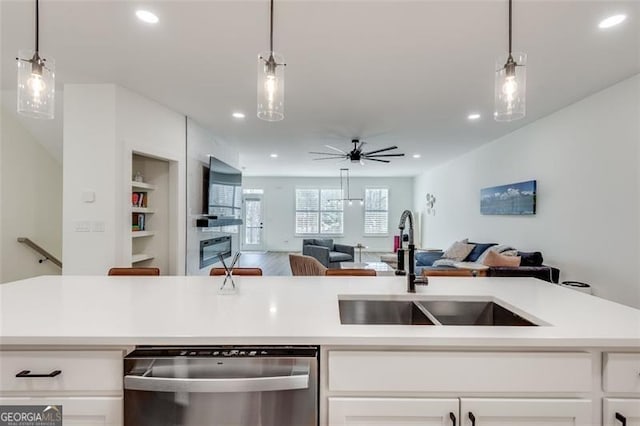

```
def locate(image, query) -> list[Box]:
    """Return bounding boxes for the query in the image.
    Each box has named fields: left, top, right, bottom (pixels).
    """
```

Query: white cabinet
left=460, top=398, right=592, bottom=426
left=0, top=350, right=124, bottom=426
left=604, top=399, right=640, bottom=426
left=0, top=351, right=122, bottom=394
left=324, top=350, right=595, bottom=426
left=0, top=396, right=122, bottom=426
left=604, top=353, right=640, bottom=393
left=328, top=397, right=459, bottom=426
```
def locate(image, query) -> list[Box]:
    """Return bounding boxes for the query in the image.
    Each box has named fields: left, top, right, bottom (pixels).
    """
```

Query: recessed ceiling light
left=232, top=112, right=246, bottom=119
left=270, top=153, right=278, bottom=158
left=412, top=154, right=421, bottom=159
left=599, top=14, right=627, bottom=29
left=468, top=113, right=481, bottom=120
left=136, top=10, right=159, bottom=24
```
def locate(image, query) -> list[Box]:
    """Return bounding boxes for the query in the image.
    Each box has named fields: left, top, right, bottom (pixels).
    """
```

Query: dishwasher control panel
left=126, top=346, right=318, bottom=359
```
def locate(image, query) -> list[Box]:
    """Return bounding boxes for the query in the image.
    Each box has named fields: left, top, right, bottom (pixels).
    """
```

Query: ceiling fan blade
left=364, top=153, right=406, bottom=158
left=360, top=159, right=365, bottom=166
left=363, top=146, right=399, bottom=155
left=309, top=151, right=345, bottom=156
left=325, top=145, right=347, bottom=154
left=367, top=158, right=391, bottom=163
left=357, top=140, right=366, bottom=150
left=313, top=157, right=346, bottom=161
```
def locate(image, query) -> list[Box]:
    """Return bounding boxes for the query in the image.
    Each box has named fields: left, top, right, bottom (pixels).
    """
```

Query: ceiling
left=1, top=0, right=638, bottom=176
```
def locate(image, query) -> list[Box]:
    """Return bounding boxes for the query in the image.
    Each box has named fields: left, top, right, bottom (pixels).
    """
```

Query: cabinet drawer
left=0, top=396, right=122, bottom=426
left=603, top=398, right=640, bottom=426
left=604, top=353, right=640, bottom=393
left=329, top=351, right=592, bottom=393
left=0, top=351, right=122, bottom=394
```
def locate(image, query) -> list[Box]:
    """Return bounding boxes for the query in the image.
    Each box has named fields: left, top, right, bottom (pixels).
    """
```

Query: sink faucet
left=397, top=210, right=428, bottom=292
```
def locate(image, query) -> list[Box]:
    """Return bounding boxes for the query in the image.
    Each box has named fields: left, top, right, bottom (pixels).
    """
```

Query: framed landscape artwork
left=480, top=180, right=537, bottom=215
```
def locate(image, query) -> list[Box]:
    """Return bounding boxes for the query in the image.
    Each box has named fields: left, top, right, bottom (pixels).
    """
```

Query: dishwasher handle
left=125, top=371, right=310, bottom=393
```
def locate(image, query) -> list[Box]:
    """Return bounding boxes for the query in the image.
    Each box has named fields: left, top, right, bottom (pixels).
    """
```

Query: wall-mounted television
left=202, top=156, right=242, bottom=218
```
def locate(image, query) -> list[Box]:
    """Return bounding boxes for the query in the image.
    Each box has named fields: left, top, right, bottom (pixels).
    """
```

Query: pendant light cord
left=35, top=0, right=39, bottom=52
left=508, top=0, right=512, bottom=55
left=269, top=0, right=274, bottom=54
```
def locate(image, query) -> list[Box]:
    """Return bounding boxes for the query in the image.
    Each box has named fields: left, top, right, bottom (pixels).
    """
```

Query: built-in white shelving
left=131, top=181, right=157, bottom=191
left=131, top=253, right=154, bottom=263
left=131, top=231, right=155, bottom=238
left=132, top=207, right=155, bottom=214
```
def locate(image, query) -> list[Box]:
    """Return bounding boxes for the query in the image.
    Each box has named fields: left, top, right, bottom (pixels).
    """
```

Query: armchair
left=302, top=239, right=354, bottom=269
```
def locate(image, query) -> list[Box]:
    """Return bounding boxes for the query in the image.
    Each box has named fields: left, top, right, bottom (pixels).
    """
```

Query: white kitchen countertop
left=0, top=275, right=639, bottom=347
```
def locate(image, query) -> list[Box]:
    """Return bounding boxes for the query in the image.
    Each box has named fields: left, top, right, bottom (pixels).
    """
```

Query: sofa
left=414, top=243, right=560, bottom=283
left=302, top=239, right=354, bottom=269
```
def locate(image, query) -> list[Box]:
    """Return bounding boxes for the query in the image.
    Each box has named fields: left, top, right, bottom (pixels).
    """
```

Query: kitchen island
left=1, top=275, right=639, bottom=425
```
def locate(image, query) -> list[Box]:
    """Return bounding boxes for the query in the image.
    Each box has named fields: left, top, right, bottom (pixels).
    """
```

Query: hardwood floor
left=236, top=251, right=390, bottom=276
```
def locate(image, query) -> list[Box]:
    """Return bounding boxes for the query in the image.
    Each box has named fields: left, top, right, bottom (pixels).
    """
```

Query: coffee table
left=340, top=261, right=395, bottom=276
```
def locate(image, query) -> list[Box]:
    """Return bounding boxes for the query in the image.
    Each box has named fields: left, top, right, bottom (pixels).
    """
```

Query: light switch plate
left=92, top=221, right=105, bottom=232
left=74, top=221, right=91, bottom=232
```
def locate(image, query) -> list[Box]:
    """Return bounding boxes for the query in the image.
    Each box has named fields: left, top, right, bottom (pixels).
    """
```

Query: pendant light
left=494, top=0, right=526, bottom=122
left=17, top=0, right=55, bottom=119
left=330, top=169, right=364, bottom=206
left=257, top=0, right=285, bottom=121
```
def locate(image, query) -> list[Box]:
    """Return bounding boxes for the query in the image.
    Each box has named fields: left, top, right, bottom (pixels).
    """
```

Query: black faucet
left=397, top=210, right=428, bottom=292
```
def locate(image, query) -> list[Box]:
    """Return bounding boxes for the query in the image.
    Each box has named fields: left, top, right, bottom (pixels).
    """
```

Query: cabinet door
left=460, top=398, right=591, bottom=426
left=604, top=399, right=640, bottom=426
left=0, top=396, right=122, bottom=426
left=329, top=397, right=459, bottom=426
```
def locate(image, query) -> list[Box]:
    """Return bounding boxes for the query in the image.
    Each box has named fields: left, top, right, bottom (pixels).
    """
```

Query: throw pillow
left=432, top=258, right=458, bottom=268
left=415, top=251, right=444, bottom=267
left=464, top=242, right=498, bottom=262
left=442, top=240, right=476, bottom=261
left=482, top=250, right=521, bottom=267
left=518, top=251, right=544, bottom=266
left=476, top=244, right=517, bottom=264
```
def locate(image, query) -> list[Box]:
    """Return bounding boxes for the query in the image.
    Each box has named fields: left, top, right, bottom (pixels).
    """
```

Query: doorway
left=242, top=192, right=265, bottom=251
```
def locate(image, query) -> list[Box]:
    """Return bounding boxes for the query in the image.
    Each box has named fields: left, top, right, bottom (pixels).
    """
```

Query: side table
left=354, top=243, right=367, bottom=263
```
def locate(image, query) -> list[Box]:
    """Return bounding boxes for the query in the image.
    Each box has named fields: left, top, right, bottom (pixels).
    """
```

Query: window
left=364, top=188, right=389, bottom=234
left=295, top=188, right=343, bottom=234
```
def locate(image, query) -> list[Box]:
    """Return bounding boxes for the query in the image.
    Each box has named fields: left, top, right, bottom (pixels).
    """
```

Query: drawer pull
left=16, top=369, right=62, bottom=378
left=449, top=412, right=456, bottom=426
left=616, top=412, right=626, bottom=426
left=468, top=412, right=476, bottom=426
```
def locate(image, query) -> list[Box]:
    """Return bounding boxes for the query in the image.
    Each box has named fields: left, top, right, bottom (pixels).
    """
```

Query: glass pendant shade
left=494, top=52, right=526, bottom=122
left=17, top=49, right=55, bottom=119
left=257, top=51, right=285, bottom=122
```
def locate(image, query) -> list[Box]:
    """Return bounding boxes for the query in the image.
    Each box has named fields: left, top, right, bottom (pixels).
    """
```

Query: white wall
left=186, top=118, right=240, bottom=275
left=63, top=84, right=186, bottom=275
left=413, top=74, right=640, bottom=308
left=1, top=106, right=62, bottom=282
left=243, top=176, right=414, bottom=252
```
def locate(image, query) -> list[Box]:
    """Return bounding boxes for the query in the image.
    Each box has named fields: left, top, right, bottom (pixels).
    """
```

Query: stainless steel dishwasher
left=124, top=346, right=318, bottom=426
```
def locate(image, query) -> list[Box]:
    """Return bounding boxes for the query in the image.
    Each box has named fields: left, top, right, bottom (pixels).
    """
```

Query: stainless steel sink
left=338, top=300, right=435, bottom=325
left=418, top=300, right=537, bottom=326
left=338, top=299, right=537, bottom=326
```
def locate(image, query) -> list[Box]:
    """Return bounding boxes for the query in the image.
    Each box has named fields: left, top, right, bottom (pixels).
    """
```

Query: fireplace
left=199, top=236, right=232, bottom=269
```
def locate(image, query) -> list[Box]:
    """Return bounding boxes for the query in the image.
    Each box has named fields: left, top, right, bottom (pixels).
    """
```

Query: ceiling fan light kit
left=17, top=0, right=55, bottom=119
left=494, top=0, right=526, bottom=122
left=257, top=0, right=286, bottom=122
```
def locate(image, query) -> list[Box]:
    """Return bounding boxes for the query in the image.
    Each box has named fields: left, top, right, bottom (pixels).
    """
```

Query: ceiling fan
left=309, top=139, right=405, bottom=164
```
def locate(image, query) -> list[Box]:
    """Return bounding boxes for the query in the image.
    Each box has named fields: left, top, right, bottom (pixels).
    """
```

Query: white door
left=604, top=399, right=640, bottom=426
left=460, top=398, right=592, bottom=426
left=242, top=193, right=264, bottom=251
left=329, top=397, right=459, bottom=426
left=0, top=396, right=122, bottom=426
